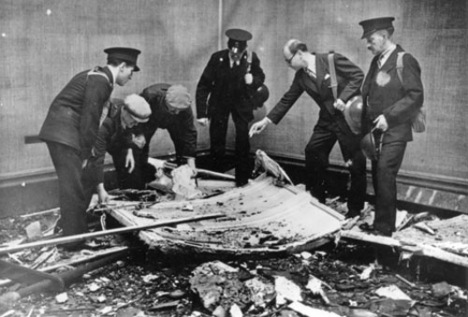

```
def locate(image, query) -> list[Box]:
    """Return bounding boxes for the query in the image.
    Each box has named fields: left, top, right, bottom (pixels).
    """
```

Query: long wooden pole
left=342, top=231, right=468, bottom=268
left=0, top=213, right=224, bottom=255
left=197, top=168, right=235, bottom=181
left=149, top=157, right=235, bottom=181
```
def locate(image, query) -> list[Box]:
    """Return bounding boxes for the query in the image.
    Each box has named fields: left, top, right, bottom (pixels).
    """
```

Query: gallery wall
left=0, top=0, right=466, bottom=193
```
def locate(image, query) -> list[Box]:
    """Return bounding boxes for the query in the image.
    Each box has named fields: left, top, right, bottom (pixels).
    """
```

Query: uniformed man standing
left=196, top=29, right=265, bottom=186
left=39, top=47, right=141, bottom=245
left=359, top=17, right=424, bottom=236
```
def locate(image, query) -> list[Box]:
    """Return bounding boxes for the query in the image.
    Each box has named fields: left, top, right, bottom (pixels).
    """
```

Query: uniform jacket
left=361, top=45, right=424, bottom=144
left=267, top=53, right=363, bottom=130
left=196, top=49, right=265, bottom=121
left=135, top=83, right=198, bottom=159
left=39, top=66, right=113, bottom=160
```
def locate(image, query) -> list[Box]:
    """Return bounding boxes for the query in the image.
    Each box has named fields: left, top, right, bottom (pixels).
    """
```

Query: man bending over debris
left=250, top=39, right=366, bottom=218
left=84, top=94, right=151, bottom=203
left=113, top=84, right=198, bottom=190
left=38, top=47, right=141, bottom=244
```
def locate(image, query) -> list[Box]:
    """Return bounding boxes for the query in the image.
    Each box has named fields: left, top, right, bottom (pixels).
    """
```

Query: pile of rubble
left=0, top=220, right=466, bottom=317
left=0, top=159, right=466, bottom=316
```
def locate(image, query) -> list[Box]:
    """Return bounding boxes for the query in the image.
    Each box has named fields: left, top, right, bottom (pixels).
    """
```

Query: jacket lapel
left=362, top=56, right=379, bottom=98
left=221, top=50, right=230, bottom=69
left=302, top=70, right=319, bottom=96
left=379, top=49, right=398, bottom=74
left=315, top=54, right=326, bottom=91
left=317, top=54, right=335, bottom=115
left=301, top=55, right=321, bottom=95
left=101, top=66, right=114, bottom=88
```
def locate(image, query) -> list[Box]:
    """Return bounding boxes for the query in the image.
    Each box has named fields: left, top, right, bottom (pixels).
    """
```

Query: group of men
left=39, top=16, right=423, bottom=249
left=250, top=17, right=423, bottom=237
left=39, top=47, right=198, bottom=248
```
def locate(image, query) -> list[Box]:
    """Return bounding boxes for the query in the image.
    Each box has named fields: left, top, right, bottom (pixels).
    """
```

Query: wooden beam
left=0, top=213, right=224, bottom=255
left=0, top=246, right=129, bottom=288
left=341, top=231, right=468, bottom=268
left=197, top=169, right=235, bottom=181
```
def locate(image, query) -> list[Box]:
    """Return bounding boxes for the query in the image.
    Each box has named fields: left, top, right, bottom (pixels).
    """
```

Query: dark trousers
left=46, top=142, right=88, bottom=236
left=111, top=149, right=156, bottom=190
left=371, top=141, right=407, bottom=235
left=304, top=121, right=366, bottom=214
left=210, top=108, right=252, bottom=186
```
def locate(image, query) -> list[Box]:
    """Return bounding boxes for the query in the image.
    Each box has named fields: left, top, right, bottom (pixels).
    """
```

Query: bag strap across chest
left=396, top=52, right=406, bottom=83
left=327, top=53, right=338, bottom=101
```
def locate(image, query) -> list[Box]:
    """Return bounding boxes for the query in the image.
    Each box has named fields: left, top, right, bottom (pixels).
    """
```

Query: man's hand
left=373, top=115, right=388, bottom=132
left=125, top=149, right=135, bottom=173
left=187, top=157, right=198, bottom=178
left=197, top=118, right=209, bottom=126
left=96, top=183, right=111, bottom=204
left=132, top=134, right=146, bottom=149
left=245, top=73, right=253, bottom=85
left=333, top=99, right=346, bottom=112
left=249, top=117, right=271, bottom=138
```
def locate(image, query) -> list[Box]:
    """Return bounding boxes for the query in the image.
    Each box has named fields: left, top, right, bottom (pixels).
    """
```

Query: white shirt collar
left=228, top=54, right=241, bottom=68
left=303, top=54, right=316, bottom=76
left=379, top=43, right=397, bottom=68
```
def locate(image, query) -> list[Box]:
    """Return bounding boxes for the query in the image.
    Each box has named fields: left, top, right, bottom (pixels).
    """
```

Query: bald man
left=250, top=39, right=366, bottom=218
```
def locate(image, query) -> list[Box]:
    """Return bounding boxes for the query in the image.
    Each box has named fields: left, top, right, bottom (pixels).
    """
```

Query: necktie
left=305, top=67, right=316, bottom=78
left=378, top=54, right=385, bottom=69
left=230, top=60, right=240, bottom=68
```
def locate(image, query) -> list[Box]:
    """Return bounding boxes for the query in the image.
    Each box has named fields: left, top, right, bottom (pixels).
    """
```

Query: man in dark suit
left=39, top=47, right=141, bottom=243
left=250, top=39, right=366, bottom=217
left=196, top=28, right=265, bottom=186
left=113, top=84, right=198, bottom=190
left=359, top=17, right=424, bottom=236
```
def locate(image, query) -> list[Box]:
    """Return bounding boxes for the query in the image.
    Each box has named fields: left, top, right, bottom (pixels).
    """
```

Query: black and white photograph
left=0, top=0, right=466, bottom=316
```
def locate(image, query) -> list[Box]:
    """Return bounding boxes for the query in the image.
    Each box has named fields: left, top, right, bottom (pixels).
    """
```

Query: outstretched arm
left=249, top=117, right=272, bottom=138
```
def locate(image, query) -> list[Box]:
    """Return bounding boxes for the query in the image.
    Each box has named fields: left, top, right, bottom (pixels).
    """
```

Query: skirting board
left=0, top=151, right=466, bottom=218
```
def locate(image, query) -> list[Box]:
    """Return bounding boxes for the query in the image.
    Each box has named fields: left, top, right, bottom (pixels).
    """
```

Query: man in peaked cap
left=196, top=28, right=265, bottom=186
left=104, top=47, right=141, bottom=72
left=39, top=46, right=141, bottom=248
left=250, top=39, right=366, bottom=218
left=108, top=83, right=198, bottom=190
left=359, top=17, right=424, bottom=236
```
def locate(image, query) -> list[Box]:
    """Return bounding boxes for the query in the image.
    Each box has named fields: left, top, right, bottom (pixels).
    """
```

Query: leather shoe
left=359, top=223, right=392, bottom=237
left=346, top=210, right=361, bottom=219
left=359, top=223, right=373, bottom=231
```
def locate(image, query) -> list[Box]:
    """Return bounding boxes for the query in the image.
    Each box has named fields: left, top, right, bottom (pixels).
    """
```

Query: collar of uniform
left=228, top=51, right=245, bottom=67
left=107, top=66, right=118, bottom=87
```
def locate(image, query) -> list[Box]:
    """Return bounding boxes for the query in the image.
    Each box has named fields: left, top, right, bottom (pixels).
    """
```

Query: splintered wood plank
left=107, top=175, right=343, bottom=255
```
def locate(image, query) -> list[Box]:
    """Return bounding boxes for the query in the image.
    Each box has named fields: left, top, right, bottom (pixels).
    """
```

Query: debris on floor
left=0, top=154, right=467, bottom=316
left=1, top=212, right=467, bottom=316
